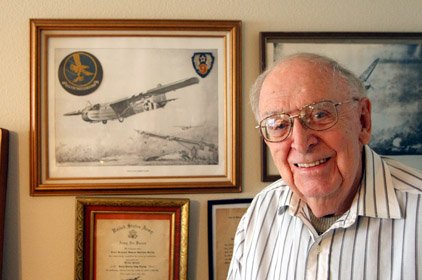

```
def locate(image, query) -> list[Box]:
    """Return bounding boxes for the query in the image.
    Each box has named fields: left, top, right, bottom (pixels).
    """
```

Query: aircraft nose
left=82, top=111, right=90, bottom=121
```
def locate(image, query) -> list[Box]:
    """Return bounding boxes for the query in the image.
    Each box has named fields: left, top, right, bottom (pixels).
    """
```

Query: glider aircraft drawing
left=64, top=77, right=199, bottom=124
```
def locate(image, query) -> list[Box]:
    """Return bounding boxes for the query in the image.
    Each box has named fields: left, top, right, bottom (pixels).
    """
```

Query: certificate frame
left=0, top=128, right=9, bottom=276
left=75, top=197, right=189, bottom=280
left=260, top=32, right=422, bottom=181
left=30, top=19, right=242, bottom=195
left=207, top=198, right=252, bottom=280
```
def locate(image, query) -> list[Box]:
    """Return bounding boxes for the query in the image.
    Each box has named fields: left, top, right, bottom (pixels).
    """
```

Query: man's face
left=258, top=59, right=371, bottom=213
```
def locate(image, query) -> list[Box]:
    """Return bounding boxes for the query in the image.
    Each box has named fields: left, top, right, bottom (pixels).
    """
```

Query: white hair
left=249, top=52, right=366, bottom=122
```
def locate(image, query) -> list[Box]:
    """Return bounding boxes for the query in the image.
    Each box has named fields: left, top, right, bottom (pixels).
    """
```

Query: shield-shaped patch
left=191, top=52, right=215, bottom=78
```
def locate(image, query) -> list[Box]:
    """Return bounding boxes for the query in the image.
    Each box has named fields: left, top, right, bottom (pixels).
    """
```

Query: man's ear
left=359, top=98, right=372, bottom=144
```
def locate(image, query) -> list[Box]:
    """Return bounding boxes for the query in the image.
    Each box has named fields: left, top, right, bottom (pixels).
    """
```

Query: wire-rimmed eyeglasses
left=256, top=98, right=360, bottom=143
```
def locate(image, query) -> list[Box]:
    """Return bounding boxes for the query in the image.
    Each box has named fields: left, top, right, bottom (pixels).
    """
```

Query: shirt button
left=278, top=207, right=286, bottom=215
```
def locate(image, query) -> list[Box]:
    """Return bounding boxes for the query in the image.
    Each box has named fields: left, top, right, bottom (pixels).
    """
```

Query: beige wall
left=1, top=0, right=421, bottom=279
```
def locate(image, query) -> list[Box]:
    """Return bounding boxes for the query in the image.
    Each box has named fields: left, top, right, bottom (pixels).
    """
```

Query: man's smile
left=294, top=157, right=329, bottom=168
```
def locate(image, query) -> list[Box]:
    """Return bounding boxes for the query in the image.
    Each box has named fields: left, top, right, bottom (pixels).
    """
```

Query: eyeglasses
left=256, top=98, right=360, bottom=142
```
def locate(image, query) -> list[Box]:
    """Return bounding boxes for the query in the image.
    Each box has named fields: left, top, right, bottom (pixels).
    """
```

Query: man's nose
left=290, top=118, right=318, bottom=153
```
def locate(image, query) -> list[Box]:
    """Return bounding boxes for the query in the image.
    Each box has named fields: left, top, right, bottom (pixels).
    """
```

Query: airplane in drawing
left=359, top=58, right=379, bottom=90
left=64, top=77, right=199, bottom=124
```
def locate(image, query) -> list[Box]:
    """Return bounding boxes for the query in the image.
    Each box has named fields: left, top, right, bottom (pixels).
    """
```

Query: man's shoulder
left=256, top=179, right=290, bottom=197
left=241, top=180, right=292, bottom=228
left=248, top=179, right=292, bottom=208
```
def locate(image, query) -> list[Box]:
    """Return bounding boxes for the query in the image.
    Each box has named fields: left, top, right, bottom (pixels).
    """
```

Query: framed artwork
left=74, top=197, right=189, bottom=280
left=260, top=32, right=422, bottom=181
left=29, top=19, right=242, bottom=194
left=207, top=198, right=252, bottom=280
left=0, top=128, right=8, bottom=276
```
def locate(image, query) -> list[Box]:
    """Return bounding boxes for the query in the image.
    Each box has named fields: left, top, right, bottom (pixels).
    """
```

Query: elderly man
left=227, top=53, right=421, bottom=279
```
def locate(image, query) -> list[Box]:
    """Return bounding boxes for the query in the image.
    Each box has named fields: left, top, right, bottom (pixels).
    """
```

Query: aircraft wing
left=109, top=77, right=199, bottom=116
left=141, top=77, right=199, bottom=98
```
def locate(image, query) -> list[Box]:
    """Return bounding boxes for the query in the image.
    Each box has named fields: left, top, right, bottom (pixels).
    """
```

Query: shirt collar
left=353, top=145, right=402, bottom=219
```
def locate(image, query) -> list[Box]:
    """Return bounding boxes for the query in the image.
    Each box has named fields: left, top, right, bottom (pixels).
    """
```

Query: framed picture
left=260, top=32, right=422, bottom=181
left=207, top=198, right=252, bottom=280
left=0, top=128, right=8, bottom=276
left=74, top=197, right=189, bottom=280
left=29, top=19, right=242, bottom=195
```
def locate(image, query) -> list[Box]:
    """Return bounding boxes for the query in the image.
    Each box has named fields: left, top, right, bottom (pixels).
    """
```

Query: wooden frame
left=30, top=19, right=242, bottom=194
left=0, top=129, right=9, bottom=276
left=260, top=32, right=422, bottom=181
left=207, top=198, right=252, bottom=280
left=74, top=197, right=189, bottom=280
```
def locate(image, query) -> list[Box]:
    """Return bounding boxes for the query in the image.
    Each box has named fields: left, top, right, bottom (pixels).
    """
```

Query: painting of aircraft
left=64, top=76, right=199, bottom=124
left=359, top=58, right=379, bottom=89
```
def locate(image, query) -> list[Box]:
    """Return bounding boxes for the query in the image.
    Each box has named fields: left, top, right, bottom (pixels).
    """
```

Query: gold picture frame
left=74, top=197, right=189, bottom=280
left=29, top=19, right=242, bottom=195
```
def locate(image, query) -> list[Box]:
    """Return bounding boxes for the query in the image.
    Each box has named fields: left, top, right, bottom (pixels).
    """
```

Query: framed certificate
left=207, top=198, right=252, bottom=280
left=0, top=128, right=8, bottom=276
left=74, top=197, right=189, bottom=280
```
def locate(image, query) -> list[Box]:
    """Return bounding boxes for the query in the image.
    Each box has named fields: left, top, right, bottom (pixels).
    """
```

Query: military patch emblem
left=191, top=52, right=215, bottom=78
left=58, top=51, right=103, bottom=96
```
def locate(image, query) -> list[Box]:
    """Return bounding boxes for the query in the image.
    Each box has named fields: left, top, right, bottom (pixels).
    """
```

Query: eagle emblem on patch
left=191, top=52, right=215, bottom=78
left=58, top=51, right=103, bottom=96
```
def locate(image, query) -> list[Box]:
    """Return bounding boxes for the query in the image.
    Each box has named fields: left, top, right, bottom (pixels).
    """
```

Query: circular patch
left=58, top=51, right=103, bottom=96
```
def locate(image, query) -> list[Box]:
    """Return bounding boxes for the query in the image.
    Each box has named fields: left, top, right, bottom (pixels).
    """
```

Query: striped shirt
left=227, top=146, right=422, bottom=280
